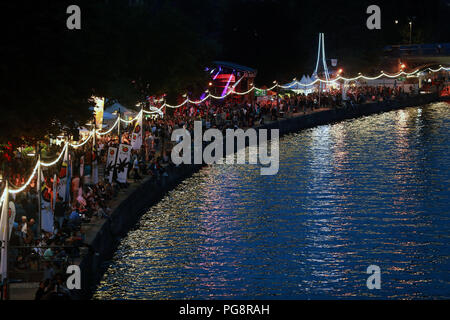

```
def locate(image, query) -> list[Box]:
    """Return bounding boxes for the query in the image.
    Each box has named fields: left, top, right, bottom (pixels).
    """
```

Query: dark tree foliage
left=0, top=0, right=223, bottom=145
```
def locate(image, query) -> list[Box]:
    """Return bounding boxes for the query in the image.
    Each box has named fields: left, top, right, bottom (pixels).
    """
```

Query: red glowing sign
left=215, top=74, right=235, bottom=82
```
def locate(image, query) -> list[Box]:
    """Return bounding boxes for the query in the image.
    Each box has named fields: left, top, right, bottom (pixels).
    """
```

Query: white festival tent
left=104, top=102, right=138, bottom=126
left=104, top=102, right=135, bottom=117
left=102, top=111, right=116, bottom=121
left=282, top=74, right=316, bottom=94
left=89, top=102, right=137, bottom=122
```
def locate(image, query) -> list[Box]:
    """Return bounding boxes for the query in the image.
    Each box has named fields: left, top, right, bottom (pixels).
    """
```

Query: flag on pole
left=66, top=155, right=72, bottom=204
left=8, top=202, right=15, bottom=241
left=0, top=185, right=9, bottom=282
left=117, top=144, right=131, bottom=183
left=40, top=179, right=54, bottom=234
left=52, top=174, right=57, bottom=212
left=57, top=146, right=69, bottom=202
left=106, top=147, right=118, bottom=183
left=37, top=160, right=42, bottom=235
left=131, top=111, right=143, bottom=150
left=94, top=97, right=105, bottom=131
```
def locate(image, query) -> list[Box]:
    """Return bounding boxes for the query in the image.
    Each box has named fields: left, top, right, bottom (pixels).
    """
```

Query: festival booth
left=255, top=86, right=277, bottom=103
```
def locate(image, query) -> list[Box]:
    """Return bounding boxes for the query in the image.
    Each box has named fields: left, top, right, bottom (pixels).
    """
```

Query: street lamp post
left=37, top=147, right=42, bottom=237
left=409, top=21, right=412, bottom=45
left=1, top=181, right=10, bottom=300
left=394, top=19, right=413, bottom=45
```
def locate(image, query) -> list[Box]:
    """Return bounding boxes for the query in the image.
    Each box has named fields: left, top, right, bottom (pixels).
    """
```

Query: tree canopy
left=0, top=0, right=222, bottom=145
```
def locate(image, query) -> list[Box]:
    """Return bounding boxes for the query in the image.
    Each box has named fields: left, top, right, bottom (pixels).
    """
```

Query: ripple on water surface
left=94, top=102, right=450, bottom=300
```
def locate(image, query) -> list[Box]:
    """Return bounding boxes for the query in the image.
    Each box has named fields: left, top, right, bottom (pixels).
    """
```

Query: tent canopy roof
left=105, top=103, right=134, bottom=115
left=213, top=61, right=257, bottom=74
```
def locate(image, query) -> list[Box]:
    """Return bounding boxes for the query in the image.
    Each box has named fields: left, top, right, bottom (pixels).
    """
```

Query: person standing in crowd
left=54, top=196, right=66, bottom=229
left=19, top=216, right=28, bottom=242
left=35, top=280, right=50, bottom=300
left=132, top=155, right=141, bottom=182
left=68, top=206, right=81, bottom=230
left=28, top=218, right=38, bottom=242
left=71, top=174, right=80, bottom=201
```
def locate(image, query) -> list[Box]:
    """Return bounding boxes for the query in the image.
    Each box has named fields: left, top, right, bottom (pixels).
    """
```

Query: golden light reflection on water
left=94, top=103, right=450, bottom=300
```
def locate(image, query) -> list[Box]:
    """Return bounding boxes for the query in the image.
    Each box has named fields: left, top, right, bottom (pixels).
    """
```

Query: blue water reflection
left=94, top=102, right=450, bottom=300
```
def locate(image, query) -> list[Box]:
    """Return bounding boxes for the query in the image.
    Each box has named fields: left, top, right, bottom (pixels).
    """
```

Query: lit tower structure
left=313, top=33, right=331, bottom=92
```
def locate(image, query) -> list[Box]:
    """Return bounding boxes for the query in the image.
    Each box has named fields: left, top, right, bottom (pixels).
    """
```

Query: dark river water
left=94, top=102, right=450, bottom=300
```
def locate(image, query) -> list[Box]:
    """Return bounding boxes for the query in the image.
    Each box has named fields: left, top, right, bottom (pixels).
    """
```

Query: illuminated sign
left=215, top=74, right=235, bottom=82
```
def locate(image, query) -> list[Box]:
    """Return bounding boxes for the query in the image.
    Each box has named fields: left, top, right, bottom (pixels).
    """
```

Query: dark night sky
left=1, top=0, right=449, bottom=143
left=212, top=0, right=450, bottom=83
left=2, top=0, right=449, bottom=84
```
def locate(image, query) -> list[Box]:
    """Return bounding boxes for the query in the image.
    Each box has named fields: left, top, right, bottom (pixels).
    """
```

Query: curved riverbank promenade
left=4, top=87, right=446, bottom=300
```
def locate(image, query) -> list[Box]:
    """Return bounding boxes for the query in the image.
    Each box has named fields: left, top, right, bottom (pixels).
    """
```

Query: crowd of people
left=142, top=85, right=413, bottom=139
left=1, top=84, right=417, bottom=299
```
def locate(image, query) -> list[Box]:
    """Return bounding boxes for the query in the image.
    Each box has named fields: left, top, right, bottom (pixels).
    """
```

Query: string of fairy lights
left=1, top=64, right=449, bottom=204
left=159, top=65, right=450, bottom=109
left=0, top=111, right=142, bottom=203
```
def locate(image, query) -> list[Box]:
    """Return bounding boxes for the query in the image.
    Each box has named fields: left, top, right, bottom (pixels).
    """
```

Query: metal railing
left=7, top=245, right=78, bottom=282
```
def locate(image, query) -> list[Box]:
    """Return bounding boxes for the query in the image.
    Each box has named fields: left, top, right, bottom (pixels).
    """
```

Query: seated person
left=68, top=207, right=81, bottom=230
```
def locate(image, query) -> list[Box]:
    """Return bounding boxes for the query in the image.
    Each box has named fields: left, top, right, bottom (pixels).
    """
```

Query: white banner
left=57, top=177, right=66, bottom=201
left=41, top=189, right=54, bottom=234
left=0, top=188, right=9, bottom=281
left=94, top=97, right=104, bottom=130
left=8, top=202, right=16, bottom=240
left=66, top=156, right=72, bottom=203
left=106, top=147, right=117, bottom=183
left=131, top=112, right=143, bottom=150
left=52, top=174, right=57, bottom=211
left=116, top=144, right=131, bottom=183
left=57, top=148, right=69, bottom=202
